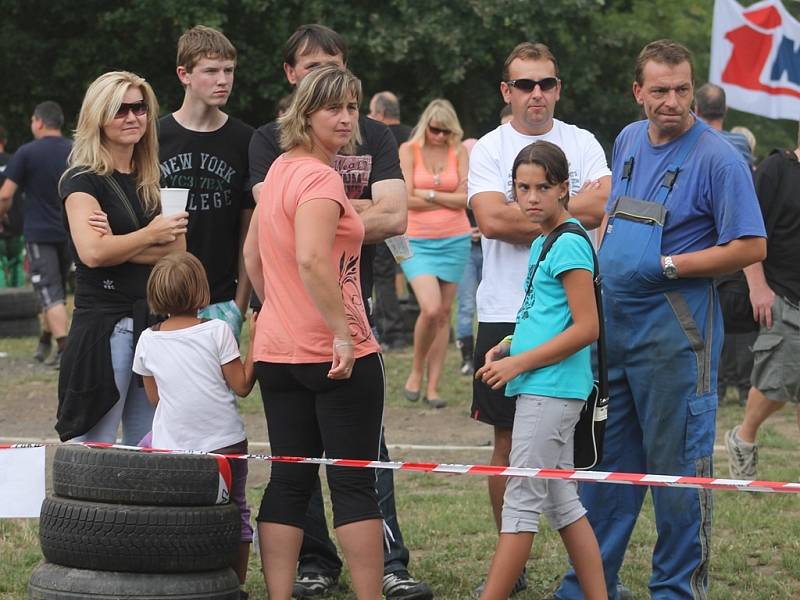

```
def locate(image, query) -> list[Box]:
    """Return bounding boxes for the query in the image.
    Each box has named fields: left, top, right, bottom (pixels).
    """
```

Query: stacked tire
left=0, top=287, right=40, bottom=337
left=29, top=444, right=242, bottom=599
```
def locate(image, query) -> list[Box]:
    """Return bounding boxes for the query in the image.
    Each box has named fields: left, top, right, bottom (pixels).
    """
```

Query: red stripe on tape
left=3, top=441, right=799, bottom=495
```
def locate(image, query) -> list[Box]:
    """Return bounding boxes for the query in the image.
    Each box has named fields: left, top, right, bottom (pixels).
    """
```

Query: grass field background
left=1, top=330, right=800, bottom=599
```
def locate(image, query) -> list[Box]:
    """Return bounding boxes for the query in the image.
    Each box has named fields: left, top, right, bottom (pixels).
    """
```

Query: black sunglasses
left=114, top=101, right=148, bottom=119
left=428, top=125, right=451, bottom=136
left=506, top=77, right=560, bottom=93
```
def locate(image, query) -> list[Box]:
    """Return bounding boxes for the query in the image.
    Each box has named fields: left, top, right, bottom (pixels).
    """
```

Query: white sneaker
left=725, top=426, right=758, bottom=480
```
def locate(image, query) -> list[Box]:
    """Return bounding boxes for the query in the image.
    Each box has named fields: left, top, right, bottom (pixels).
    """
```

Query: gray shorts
left=26, top=241, right=70, bottom=310
left=501, top=394, right=587, bottom=534
left=751, top=295, right=800, bottom=403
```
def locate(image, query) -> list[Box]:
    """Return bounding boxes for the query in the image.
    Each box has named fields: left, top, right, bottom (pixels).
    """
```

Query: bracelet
left=334, top=341, right=354, bottom=348
left=501, top=335, right=513, bottom=345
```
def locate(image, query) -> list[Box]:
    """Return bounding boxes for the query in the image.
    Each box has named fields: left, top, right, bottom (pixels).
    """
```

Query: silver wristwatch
left=663, top=255, right=678, bottom=279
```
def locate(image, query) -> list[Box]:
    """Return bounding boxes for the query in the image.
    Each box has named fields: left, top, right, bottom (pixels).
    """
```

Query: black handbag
left=534, top=222, right=608, bottom=470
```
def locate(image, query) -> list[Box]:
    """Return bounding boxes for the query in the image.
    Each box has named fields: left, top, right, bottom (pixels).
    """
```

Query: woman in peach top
left=243, top=66, right=383, bottom=600
left=399, top=99, right=470, bottom=408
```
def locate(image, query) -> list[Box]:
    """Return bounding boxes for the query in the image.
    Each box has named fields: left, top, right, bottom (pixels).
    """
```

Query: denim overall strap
left=620, top=137, right=641, bottom=197
left=653, top=121, right=706, bottom=205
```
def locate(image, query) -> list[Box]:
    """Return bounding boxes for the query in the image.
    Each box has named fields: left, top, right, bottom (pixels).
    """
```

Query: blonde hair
left=731, top=126, right=756, bottom=155
left=177, top=25, right=237, bottom=72
left=66, top=71, right=160, bottom=215
left=278, top=65, right=362, bottom=154
left=147, top=251, right=210, bottom=315
left=408, top=99, right=463, bottom=148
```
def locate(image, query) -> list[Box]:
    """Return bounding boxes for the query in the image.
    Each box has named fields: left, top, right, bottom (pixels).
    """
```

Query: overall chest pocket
left=599, top=196, right=667, bottom=284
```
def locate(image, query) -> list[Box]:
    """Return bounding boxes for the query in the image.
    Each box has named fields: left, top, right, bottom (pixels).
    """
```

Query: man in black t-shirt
left=0, top=102, right=72, bottom=364
left=0, top=126, right=26, bottom=288
left=726, top=146, right=800, bottom=481
left=159, top=26, right=253, bottom=341
left=367, top=91, right=413, bottom=351
left=249, top=25, right=433, bottom=600
left=368, top=91, right=413, bottom=146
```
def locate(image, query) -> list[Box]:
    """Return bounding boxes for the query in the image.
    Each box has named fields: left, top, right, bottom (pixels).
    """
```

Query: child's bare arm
left=478, top=268, right=598, bottom=389
left=222, top=314, right=257, bottom=397
left=142, top=375, right=160, bottom=407
left=222, top=356, right=255, bottom=397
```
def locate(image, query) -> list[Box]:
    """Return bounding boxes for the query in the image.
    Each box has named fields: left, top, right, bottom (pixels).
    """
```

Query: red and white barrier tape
left=3, top=442, right=798, bottom=494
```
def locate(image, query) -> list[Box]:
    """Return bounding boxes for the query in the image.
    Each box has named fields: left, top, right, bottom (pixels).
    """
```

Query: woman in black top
left=57, top=71, right=188, bottom=444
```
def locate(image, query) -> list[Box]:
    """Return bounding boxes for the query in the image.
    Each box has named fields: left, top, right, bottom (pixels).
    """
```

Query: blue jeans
left=72, top=317, right=154, bottom=445
left=455, top=242, right=482, bottom=340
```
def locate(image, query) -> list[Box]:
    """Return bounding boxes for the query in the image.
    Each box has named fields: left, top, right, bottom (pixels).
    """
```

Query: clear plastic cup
left=159, top=188, right=189, bottom=216
left=385, top=234, right=413, bottom=263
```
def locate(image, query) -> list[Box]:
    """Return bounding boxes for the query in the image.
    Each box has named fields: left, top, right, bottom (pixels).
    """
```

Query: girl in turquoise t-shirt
left=475, top=141, right=606, bottom=600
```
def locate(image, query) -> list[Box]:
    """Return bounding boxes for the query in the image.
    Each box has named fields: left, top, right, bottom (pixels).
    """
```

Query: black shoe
left=474, top=567, right=527, bottom=597
left=45, top=348, right=63, bottom=370
left=292, top=573, right=338, bottom=598
left=383, top=571, right=433, bottom=600
left=33, top=339, right=52, bottom=363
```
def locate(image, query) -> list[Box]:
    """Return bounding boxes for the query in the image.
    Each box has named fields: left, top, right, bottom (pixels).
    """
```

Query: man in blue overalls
left=554, top=40, right=766, bottom=600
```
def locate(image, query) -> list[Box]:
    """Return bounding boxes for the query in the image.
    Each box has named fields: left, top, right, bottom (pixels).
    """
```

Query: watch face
left=664, top=265, right=678, bottom=279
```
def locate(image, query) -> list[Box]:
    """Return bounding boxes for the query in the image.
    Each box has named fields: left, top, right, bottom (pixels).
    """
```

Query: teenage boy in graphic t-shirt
left=158, top=25, right=253, bottom=341
left=467, top=41, right=610, bottom=594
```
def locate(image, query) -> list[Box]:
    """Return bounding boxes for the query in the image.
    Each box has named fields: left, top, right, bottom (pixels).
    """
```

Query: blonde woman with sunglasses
left=57, top=71, right=188, bottom=445
left=399, top=98, right=470, bottom=408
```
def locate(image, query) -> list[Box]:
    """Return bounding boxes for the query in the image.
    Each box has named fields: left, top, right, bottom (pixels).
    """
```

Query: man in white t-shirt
left=468, top=41, right=610, bottom=594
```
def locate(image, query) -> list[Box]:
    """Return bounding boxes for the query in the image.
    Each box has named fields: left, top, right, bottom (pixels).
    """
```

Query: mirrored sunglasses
left=506, top=77, right=560, bottom=93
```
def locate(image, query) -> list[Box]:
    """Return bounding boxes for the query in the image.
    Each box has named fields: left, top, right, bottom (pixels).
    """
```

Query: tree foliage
left=0, top=0, right=795, bottom=160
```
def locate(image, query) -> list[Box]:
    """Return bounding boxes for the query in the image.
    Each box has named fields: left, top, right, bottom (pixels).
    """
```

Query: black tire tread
left=0, top=287, right=40, bottom=319
left=53, top=444, right=222, bottom=506
left=28, top=562, right=241, bottom=599
left=39, top=497, right=239, bottom=574
left=0, top=315, right=40, bottom=337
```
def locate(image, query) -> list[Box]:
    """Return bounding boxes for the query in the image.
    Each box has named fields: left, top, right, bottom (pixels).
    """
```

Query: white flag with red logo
left=711, top=0, right=800, bottom=120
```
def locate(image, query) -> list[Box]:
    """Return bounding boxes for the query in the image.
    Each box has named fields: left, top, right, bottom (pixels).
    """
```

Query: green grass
left=2, top=333, right=800, bottom=598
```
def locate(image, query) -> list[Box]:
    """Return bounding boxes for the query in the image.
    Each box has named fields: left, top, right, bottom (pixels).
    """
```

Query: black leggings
left=255, top=353, right=384, bottom=529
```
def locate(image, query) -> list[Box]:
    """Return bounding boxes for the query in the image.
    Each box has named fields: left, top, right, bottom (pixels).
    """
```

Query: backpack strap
left=536, top=223, right=608, bottom=401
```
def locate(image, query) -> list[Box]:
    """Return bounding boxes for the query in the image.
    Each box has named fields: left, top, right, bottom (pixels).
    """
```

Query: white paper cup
left=385, top=234, right=413, bottom=263
left=159, top=188, right=189, bottom=216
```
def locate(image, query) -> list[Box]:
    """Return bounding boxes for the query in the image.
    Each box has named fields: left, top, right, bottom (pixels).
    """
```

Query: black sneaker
left=382, top=571, right=433, bottom=600
left=474, top=567, right=527, bottom=597
left=292, top=573, right=338, bottom=598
